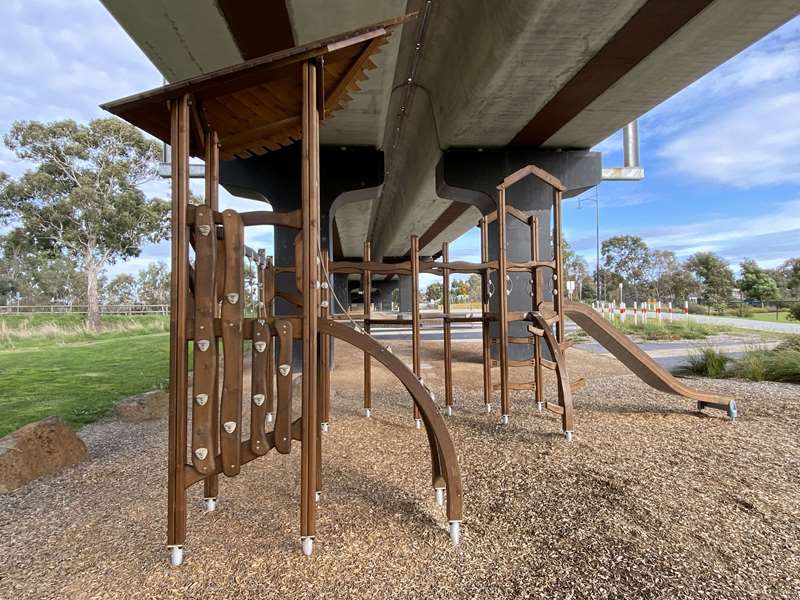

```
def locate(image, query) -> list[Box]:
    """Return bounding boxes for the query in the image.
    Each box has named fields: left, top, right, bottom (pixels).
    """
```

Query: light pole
left=577, top=185, right=601, bottom=301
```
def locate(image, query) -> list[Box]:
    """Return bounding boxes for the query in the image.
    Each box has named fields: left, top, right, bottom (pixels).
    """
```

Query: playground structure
left=102, top=16, right=736, bottom=567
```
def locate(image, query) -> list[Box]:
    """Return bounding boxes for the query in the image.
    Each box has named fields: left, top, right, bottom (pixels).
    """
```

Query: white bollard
left=633, top=301, right=638, bottom=325
left=657, top=301, right=662, bottom=322
left=684, top=300, right=689, bottom=322
left=620, top=302, right=626, bottom=323
left=669, top=302, right=673, bottom=322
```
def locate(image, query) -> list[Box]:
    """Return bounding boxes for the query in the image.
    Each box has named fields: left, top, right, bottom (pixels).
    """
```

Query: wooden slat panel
left=190, top=206, right=217, bottom=476
left=250, top=319, right=270, bottom=455
left=274, top=319, right=294, bottom=454
left=220, top=210, right=245, bottom=476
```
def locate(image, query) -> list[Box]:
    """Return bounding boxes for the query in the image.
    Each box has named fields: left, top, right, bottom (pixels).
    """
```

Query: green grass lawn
left=747, top=311, right=792, bottom=322
left=0, top=315, right=171, bottom=437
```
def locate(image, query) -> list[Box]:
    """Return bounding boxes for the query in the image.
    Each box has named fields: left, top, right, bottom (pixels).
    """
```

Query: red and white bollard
left=620, top=302, right=626, bottom=323
left=668, top=302, right=673, bottom=322
left=656, top=301, right=662, bottom=323
left=633, top=301, right=638, bottom=325
left=684, top=300, right=689, bottom=321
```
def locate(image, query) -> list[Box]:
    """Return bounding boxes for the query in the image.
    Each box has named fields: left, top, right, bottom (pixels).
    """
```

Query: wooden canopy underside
left=101, top=16, right=411, bottom=160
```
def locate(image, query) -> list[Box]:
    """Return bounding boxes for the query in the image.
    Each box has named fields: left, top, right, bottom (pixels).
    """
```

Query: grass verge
left=611, top=318, right=729, bottom=341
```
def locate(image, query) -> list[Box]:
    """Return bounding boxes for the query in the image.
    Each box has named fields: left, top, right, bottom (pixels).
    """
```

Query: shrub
left=682, top=348, right=729, bottom=378
left=788, top=304, right=800, bottom=321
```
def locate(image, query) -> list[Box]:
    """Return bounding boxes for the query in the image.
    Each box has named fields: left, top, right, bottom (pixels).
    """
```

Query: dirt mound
left=0, top=416, right=88, bottom=492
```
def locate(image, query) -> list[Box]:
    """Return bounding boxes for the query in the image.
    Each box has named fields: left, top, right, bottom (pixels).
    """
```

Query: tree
left=466, top=274, right=482, bottom=303
left=601, top=235, right=652, bottom=302
left=772, top=258, right=800, bottom=298
left=0, top=118, right=169, bottom=329
left=684, top=252, right=735, bottom=311
left=425, top=281, right=443, bottom=303
left=739, top=259, right=779, bottom=306
left=137, top=261, right=170, bottom=306
left=649, top=250, right=699, bottom=302
left=450, top=279, right=469, bottom=302
left=105, top=273, right=137, bottom=305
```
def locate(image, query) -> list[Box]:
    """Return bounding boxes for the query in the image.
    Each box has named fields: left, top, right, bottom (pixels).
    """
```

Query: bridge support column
left=437, top=148, right=601, bottom=360
left=221, top=145, right=384, bottom=365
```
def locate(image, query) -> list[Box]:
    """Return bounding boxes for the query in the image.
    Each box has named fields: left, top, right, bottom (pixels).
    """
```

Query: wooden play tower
left=103, top=16, right=735, bottom=566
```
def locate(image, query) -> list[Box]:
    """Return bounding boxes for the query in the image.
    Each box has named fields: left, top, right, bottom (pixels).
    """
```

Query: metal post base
left=301, top=537, right=314, bottom=556
left=363, top=408, right=372, bottom=418
left=202, top=497, right=217, bottom=512
left=445, top=406, right=452, bottom=417
left=728, top=400, right=738, bottom=422
left=321, top=422, right=329, bottom=433
left=266, top=412, right=274, bottom=423
left=415, top=418, right=422, bottom=429
left=435, top=487, right=445, bottom=507
left=484, top=403, right=492, bottom=414
left=537, top=402, right=543, bottom=412
left=315, top=491, right=321, bottom=503
left=564, top=430, right=573, bottom=442
left=500, top=414, right=509, bottom=426
left=449, top=521, right=461, bottom=545
left=168, top=545, right=184, bottom=566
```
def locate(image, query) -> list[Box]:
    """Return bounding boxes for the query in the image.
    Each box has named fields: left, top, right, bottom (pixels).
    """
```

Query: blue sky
left=1, top=0, right=798, bottom=282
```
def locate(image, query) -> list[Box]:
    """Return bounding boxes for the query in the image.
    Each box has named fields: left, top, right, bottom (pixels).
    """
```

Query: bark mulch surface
left=1, top=342, right=798, bottom=599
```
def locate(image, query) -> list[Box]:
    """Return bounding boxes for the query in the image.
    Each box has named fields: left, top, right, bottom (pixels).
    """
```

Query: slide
left=557, top=301, right=735, bottom=412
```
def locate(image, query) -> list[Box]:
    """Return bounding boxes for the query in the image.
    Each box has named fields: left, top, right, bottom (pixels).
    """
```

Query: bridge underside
left=101, top=0, right=799, bottom=261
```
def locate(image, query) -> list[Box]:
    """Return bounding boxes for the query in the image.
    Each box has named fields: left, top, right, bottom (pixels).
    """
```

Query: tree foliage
left=0, top=118, right=169, bottom=328
left=684, top=252, right=735, bottom=310
left=425, top=281, right=443, bottom=303
left=738, top=259, right=779, bottom=305
left=601, top=235, right=651, bottom=301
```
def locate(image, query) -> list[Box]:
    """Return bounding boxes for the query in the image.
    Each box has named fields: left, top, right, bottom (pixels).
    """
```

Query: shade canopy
left=101, top=15, right=413, bottom=160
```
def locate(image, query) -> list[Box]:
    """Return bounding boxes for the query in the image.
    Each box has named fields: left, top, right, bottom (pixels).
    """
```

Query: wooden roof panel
left=101, top=15, right=413, bottom=159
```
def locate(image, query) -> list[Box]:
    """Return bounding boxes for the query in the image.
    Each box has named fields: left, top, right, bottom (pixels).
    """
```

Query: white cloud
left=659, top=91, right=800, bottom=187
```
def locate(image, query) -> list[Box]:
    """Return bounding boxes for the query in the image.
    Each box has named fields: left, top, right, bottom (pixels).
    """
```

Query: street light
left=577, top=185, right=601, bottom=301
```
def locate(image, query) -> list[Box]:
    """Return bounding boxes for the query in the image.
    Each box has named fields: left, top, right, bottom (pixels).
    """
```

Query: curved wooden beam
left=319, top=318, right=463, bottom=522
left=527, top=312, right=575, bottom=435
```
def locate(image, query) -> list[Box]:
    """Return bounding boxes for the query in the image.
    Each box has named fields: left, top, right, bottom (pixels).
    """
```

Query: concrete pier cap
left=437, top=148, right=601, bottom=359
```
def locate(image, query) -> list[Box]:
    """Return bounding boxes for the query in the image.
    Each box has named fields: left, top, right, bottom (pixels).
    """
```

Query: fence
left=0, top=304, right=169, bottom=315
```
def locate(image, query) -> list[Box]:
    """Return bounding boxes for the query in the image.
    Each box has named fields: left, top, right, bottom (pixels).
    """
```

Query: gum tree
left=0, top=118, right=169, bottom=329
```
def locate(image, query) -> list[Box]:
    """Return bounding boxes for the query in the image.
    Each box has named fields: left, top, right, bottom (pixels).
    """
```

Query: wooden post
left=300, top=60, right=320, bottom=551
left=496, top=189, right=510, bottom=420
left=362, top=241, right=372, bottom=415
left=167, top=94, right=190, bottom=557
left=410, top=235, right=422, bottom=424
left=553, top=189, right=565, bottom=344
left=202, top=129, right=220, bottom=506
left=530, top=216, right=544, bottom=409
left=442, top=242, right=453, bottom=413
left=480, top=218, right=491, bottom=411
left=319, top=247, right=331, bottom=429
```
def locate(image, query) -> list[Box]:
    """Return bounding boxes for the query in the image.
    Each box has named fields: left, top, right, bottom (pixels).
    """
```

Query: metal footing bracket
left=321, top=422, right=329, bottom=433
left=500, top=414, right=509, bottom=426
left=363, top=408, right=372, bottom=418
left=728, top=400, right=738, bottom=422
left=564, top=430, right=573, bottom=443
left=415, top=418, right=422, bottom=429
left=448, top=521, right=461, bottom=545
left=315, top=491, right=321, bottom=503
left=266, top=412, right=274, bottom=423
left=301, top=537, right=314, bottom=556
left=202, top=497, right=217, bottom=512
left=168, top=545, right=184, bottom=567
left=484, top=403, right=492, bottom=414
left=435, top=487, right=445, bottom=507
left=445, top=406, right=452, bottom=417
left=537, top=402, right=543, bottom=412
